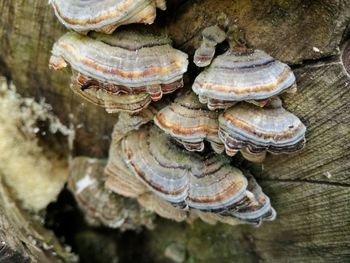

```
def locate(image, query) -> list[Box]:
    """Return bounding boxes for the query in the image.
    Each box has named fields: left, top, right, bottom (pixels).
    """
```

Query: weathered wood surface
left=144, top=182, right=350, bottom=263
left=0, top=176, right=76, bottom=263
left=166, top=0, right=350, bottom=63
left=255, top=61, right=350, bottom=184
left=0, top=0, right=116, bottom=157
left=0, top=0, right=349, bottom=262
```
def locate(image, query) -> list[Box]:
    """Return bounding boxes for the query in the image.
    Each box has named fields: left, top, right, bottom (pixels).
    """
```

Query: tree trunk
left=0, top=0, right=349, bottom=262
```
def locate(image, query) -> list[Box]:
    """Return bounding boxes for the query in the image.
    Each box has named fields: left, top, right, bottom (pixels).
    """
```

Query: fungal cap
left=105, top=142, right=148, bottom=198
left=194, top=25, right=227, bottom=67
left=218, top=99, right=306, bottom=158
left=233, top=174, right=277, bottom=224
left=50, top=31, right=188, bottom=88
left=70, top=72, right=153, bottom=113
left=50, top=0, right=167, bottom=34
left=50, top=31, right=188, bottom=112
left=192, top=49, right=296, bottom=109
left=105, top=139, right=187, bottom=222
left=154, top=91, right=223, bottom=153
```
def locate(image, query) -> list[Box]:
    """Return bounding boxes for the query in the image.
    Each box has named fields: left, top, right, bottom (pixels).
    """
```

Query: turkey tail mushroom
left=154, top=91, right=224, bottom=153
left=50, top=0, right=167, bottom=34
left=192, top=49, right=297, bottom=110
left=49, top=30, right=188, bottom=113
left=218, top=98, right=306, bottom=162
left=106, top=124, right=276, bottom=225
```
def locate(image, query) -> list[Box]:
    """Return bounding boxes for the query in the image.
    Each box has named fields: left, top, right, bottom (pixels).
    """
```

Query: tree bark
left=0, top=0, right=349, bottom=262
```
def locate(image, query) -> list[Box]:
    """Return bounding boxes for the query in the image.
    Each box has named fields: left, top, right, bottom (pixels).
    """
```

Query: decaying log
left=0, top=176, right=76, bottom=263
left=0, top=0, right=349, bottom=262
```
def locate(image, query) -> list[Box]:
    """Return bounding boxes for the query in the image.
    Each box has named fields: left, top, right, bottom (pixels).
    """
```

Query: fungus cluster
left=49, top=2, right=306, bottom=226
left=105, top=124, right=275, bottom=225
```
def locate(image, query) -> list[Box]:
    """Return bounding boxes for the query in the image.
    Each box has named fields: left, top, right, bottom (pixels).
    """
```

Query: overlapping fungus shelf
left=49, top=30, right=188, bottom=113
left=219, top=98, right=306, bottom=162
left=107, top=124, right=275, bottom=224
left=50, top=0, right=166, bottom=34
left=104, top=142, right=188, bottom=222
left=71, top=71, right=153, bottom=113
left=154, top=91, right=224, bottom=153
left=192, top=49, right=297, bottom=110
left=230, top=174, right=276, bottom=224
left=68, top=157, right=155, bottom=230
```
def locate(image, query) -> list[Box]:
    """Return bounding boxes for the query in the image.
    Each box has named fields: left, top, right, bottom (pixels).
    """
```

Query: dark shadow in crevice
left=45, top=189, right=155, bottom=263
left=0, top=57, right=11, bottom=81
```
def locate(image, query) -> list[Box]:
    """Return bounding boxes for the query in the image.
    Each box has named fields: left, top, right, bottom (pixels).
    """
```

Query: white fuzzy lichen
left=0, top=76, right=74, bottom=211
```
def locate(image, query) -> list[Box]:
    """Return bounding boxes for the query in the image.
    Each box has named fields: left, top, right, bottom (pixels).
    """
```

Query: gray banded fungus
left=194, top=25, right=226, bottom=67
left=192, top=48, right=297, bottom=110
left=219, top=98, right=306, bottom=162
left=68, top=157, right=155, bottom=230
left=108, top=124, right=275, bottom=224
left=232, top=173, right=276, bottom=224
left=49, top=30, right=188, bottom=113
left=71, top=71, right=153, bottom=113
left=104, top=141, right=188, bottom=222
left=154, top=91, right=224, bottom=153
left=50, top=0, right=166, bottom=34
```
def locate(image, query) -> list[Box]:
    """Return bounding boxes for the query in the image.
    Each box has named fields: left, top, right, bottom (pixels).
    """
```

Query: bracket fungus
left=192, top=25, right=296, bottom=110
left=192, top=48, right=297, bottom=110
left=104, top=141, right=188, bottom=222
left=234, top=173, right=276, bottom=223
left=50, top=0, right=166, bottom=34
left=44, top=6, right=308, bottom=228
left=70, top=71, right=153, bottom=113
left=68, top=157, right=155, bottom=230
left=154, top=91, right=224, bottom=153
left=194, top=25, right=226, bottom=67
left=218, top=98, right=306, bottom=162
left=106, top=124, right=275, bottom=225
left=50, top=30, right=188, bottom=113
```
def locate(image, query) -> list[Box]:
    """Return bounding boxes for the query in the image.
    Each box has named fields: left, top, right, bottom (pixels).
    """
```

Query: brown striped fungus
left=49, top=29, right=188, bottom=113
left=104, top=139, right=189, bottom=223
left=49, top=0, right=166, bottom=34
left=192, top=25, right=297, bottom=110
left=219, top=98, right=306, bottom=162
left=105, top=124, right=276, bottom=225
left=154, top=91, right=224, bottom=153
